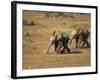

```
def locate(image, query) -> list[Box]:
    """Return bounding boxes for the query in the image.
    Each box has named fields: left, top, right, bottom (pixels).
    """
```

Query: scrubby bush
left=28, top=21, right=35, bottom=26
left=23, top=19, right=28, bottom=25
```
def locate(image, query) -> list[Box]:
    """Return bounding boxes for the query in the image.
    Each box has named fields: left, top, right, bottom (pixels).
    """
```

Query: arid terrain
left=22, top=10, right=91, bottom=69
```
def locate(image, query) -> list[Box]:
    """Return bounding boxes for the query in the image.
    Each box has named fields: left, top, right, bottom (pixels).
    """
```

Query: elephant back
left=56, top=32, right=69, bottom=41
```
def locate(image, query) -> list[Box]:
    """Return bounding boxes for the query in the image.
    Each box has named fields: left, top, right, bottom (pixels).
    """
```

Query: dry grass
left=22, top=10, right=91, bottom=69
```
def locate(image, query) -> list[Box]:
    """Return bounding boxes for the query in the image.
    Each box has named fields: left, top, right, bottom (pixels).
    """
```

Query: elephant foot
left=68, top=49, right=71, bottom=53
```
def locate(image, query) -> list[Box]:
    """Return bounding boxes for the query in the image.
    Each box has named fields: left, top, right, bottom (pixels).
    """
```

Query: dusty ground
left=22, top=10, right=91, bottom=69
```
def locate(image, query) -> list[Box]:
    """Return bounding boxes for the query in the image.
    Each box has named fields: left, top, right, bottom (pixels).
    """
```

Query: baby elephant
left=47, top=31, right=70, bottom=53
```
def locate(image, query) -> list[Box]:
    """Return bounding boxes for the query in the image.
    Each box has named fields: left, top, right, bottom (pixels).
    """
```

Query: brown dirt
left=22, top=10, right=91, bottom=69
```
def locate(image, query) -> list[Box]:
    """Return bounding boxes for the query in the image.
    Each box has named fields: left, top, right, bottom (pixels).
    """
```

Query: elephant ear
left=56, top=33, right=62, bottom=40
left=53, top=30, right=56, bottom=35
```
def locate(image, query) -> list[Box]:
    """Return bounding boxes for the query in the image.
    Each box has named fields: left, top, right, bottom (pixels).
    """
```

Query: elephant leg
left=56, top=42, right=62, bottom=53
left=65, top=44, right=70, bottom=53
left=85, top=40, right=90, bottom=48
left=54, top=42, right=58, bottom=51
left=79, top=40, right=83, bottom=48
left=75, top=38, right=78, bottom=48
left=67, top=46, right=71, bottom=53
left=80, top=41, right=85, bottom=48
left=61, top=46, right=65, bottom=53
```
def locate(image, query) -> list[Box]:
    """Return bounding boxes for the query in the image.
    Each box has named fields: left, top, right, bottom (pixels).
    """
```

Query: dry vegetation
left=22, top=10, right=91, bottom=69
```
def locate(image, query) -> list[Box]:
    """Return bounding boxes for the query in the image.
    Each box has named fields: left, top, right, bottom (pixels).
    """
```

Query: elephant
left=70, top=27, right=90, bottom=48
left=46, top=30, right=71, bottom=53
